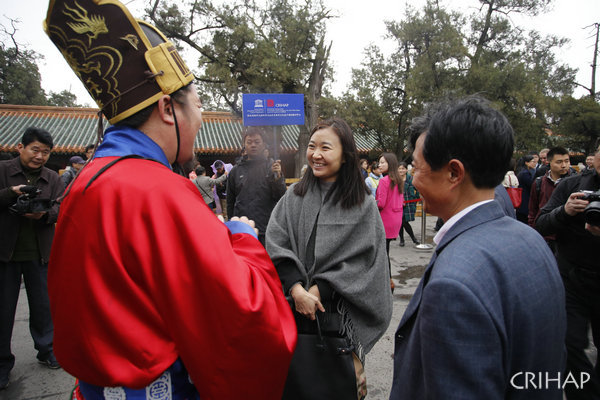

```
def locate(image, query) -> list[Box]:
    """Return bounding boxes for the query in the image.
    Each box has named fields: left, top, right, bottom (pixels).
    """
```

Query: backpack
left=534, top=176, right=543, bottom=198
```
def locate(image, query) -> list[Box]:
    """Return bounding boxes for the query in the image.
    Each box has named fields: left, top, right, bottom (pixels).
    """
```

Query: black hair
left=195, top=165, right=206, bottom=176
left=546, top=146, right=569, bottom=162
left=116, top=83, right=194, bottom=128
left=243, top=126, right=266, bottom=143
left=379, top=152, right=403, bottom=194
left=408, top=116, right=432, bottom=146
left=408, top=101, right=447, bottom=151
left=516, top=155, right=534, bottom=175
left=85, top=144, right=95, bottom=152
left=294, top=117, right=369, bottom=209
left=412, top=95, right=514, bottom=189
left=21, top=127, right=54, bottom=149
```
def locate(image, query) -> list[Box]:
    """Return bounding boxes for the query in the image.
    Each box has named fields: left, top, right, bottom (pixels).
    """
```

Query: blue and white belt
left=78, top=359, right=200, bottom=400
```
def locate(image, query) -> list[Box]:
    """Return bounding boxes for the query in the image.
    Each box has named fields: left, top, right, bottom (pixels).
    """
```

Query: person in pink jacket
left=376, top=152, right=404, bottom=292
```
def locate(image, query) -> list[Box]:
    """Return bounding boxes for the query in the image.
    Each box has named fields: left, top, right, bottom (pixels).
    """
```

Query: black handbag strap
left=313, top=312, right=354, bottom=355
left=315, top=313, right=325, bottom=351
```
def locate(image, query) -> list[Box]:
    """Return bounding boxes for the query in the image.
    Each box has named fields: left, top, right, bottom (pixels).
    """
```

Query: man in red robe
left=45, top=1, right=296, bottom=399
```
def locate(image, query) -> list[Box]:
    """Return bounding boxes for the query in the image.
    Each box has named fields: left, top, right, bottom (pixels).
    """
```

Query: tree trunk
left=395, top=41, right=412, bottom=159
left=590, top=23, right=598, bottom=99
left=295, top=39, right=332, bottom=177
left=472, top=0, right=494, bottom=66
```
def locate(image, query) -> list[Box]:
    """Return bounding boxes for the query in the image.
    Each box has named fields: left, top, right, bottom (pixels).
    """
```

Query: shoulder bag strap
left=195, top=178, right=213, bottom=199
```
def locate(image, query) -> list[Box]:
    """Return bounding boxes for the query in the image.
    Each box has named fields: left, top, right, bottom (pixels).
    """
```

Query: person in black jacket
left=0, top=128, right=64, bottom=389
left=227, top=127, right=286, bottom=245
left=60, top=156, right=85, bottom=187
left=536, top=145, right=600, bottom=400
left=515, top=154, right=537, bottom=223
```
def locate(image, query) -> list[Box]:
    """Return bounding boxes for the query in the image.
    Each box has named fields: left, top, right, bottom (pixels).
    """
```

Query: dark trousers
left=0, top=260, right=54, bottom=376
left=385, top=238, right=393, bottom=277
left=561, top=267, right=600, bottom=400
left=399, top=216, right=417, bottom=243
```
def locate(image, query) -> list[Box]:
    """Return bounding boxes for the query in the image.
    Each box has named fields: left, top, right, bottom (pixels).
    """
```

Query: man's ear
left=447, top=159, right=465, bottom=185
left=156, top=95, right=175, bottom=125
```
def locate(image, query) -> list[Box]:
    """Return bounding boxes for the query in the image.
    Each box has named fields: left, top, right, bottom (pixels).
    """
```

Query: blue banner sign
left=242, top=93, right=305, bottom=126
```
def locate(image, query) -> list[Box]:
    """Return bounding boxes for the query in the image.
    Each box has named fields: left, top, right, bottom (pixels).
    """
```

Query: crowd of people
left=1, top=0, right=599, bottom=399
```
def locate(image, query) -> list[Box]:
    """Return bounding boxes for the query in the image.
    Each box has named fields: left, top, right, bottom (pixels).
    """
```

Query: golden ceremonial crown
left=44, top=0, right=194, bottom=124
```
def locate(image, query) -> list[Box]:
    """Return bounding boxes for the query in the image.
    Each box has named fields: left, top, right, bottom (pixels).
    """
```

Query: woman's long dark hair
left=294, top=117, right=369, bottom=209
left=380, top=152, right=403, bottom=194
left=515, top=155, right=534, bottom=175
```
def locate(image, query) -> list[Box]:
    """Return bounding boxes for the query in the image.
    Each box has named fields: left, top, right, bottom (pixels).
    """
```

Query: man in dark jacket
left=212, top=160, right=228, bottom=220
left=528, top=146, right=571, bottom=251
left=536, top=145, right=600, bottom=400
left=0, top=127, right=64, bottom=389
left=60, top=155, right=85, bottom=187
left=227, top=127, right=286, bottom=245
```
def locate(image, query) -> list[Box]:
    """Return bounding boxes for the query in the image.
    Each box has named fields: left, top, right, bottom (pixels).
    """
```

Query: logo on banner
left=243, top=93, right=305, bottom=126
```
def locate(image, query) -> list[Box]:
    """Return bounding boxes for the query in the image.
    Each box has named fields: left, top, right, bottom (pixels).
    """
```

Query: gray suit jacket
left=390, top=201, right=565, bottom=399
left=494, top=184, right=516, bottom=219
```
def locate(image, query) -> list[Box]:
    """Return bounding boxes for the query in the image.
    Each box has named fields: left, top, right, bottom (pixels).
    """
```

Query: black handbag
left=282, top=313, right=357, bottom=400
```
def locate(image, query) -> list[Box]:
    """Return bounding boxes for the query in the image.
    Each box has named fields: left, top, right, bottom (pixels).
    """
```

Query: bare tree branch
left=0, top=16, right=22, bottom=55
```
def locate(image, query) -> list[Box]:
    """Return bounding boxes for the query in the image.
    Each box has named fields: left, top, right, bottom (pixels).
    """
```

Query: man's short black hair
left=546, top=146, right=569, bottom=162
left=242, top=127, right=266, bottom=143
left=21, top=127, right=54, bottom=149
left=85, top=144, right=96, bottom=152
left=407, top=101, right=445, bottom=143
left=195, top=165, right=205, bottom=176
left=411, top=95, right=514, bottom=189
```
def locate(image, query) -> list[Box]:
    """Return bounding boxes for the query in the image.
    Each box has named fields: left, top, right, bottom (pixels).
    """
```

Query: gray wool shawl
left=266, top=182, right=393, bottom=360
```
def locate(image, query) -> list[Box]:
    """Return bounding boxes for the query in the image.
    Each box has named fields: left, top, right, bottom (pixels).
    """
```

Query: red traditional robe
left=49, top=156, right=296, bottom=399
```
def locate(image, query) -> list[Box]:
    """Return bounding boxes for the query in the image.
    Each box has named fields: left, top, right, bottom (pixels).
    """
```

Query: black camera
left=9, top=185, right=53, bottom=215
left=581, top=190, right=600, bottom=226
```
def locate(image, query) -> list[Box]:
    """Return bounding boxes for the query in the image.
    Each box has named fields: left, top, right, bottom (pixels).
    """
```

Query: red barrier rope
left=404, top=198, right=422, bottom=204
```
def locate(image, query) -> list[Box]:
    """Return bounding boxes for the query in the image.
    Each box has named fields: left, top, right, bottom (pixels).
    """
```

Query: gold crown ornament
left=44, top=0, right=194, bottom=124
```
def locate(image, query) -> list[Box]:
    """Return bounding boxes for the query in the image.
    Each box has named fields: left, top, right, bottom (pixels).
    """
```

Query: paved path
left=0, top=215, right=436, bottom=400
left=364, top=216, right=436, bottom=399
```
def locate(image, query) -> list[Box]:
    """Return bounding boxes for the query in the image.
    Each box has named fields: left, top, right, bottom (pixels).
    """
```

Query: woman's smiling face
left=307, top=127, right=343, bottom=182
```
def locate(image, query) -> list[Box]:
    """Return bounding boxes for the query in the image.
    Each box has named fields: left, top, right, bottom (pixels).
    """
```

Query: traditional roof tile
left=0, top=104, right=380, bottom=154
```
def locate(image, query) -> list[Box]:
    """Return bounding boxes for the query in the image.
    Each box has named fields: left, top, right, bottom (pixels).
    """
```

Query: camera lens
left=585, top=201, right=600, bottom=226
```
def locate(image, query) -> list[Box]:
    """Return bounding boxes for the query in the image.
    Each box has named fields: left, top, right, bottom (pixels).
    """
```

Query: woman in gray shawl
left=266, top=118, right=392, bottom=399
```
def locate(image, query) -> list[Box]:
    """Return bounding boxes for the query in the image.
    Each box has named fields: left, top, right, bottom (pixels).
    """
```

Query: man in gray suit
left=390, top=96, right=566, bottom=399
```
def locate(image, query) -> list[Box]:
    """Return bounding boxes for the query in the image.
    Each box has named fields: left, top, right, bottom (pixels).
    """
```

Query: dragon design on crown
left=63, top=1, right=108, bottom=45
left=49, top=23, right=122, bottom=116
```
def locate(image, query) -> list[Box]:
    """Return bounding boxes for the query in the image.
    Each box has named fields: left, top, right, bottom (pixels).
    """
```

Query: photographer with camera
left=0, top=127, right=64, bottom=389
left=536, top=145, right=600, bottom=399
